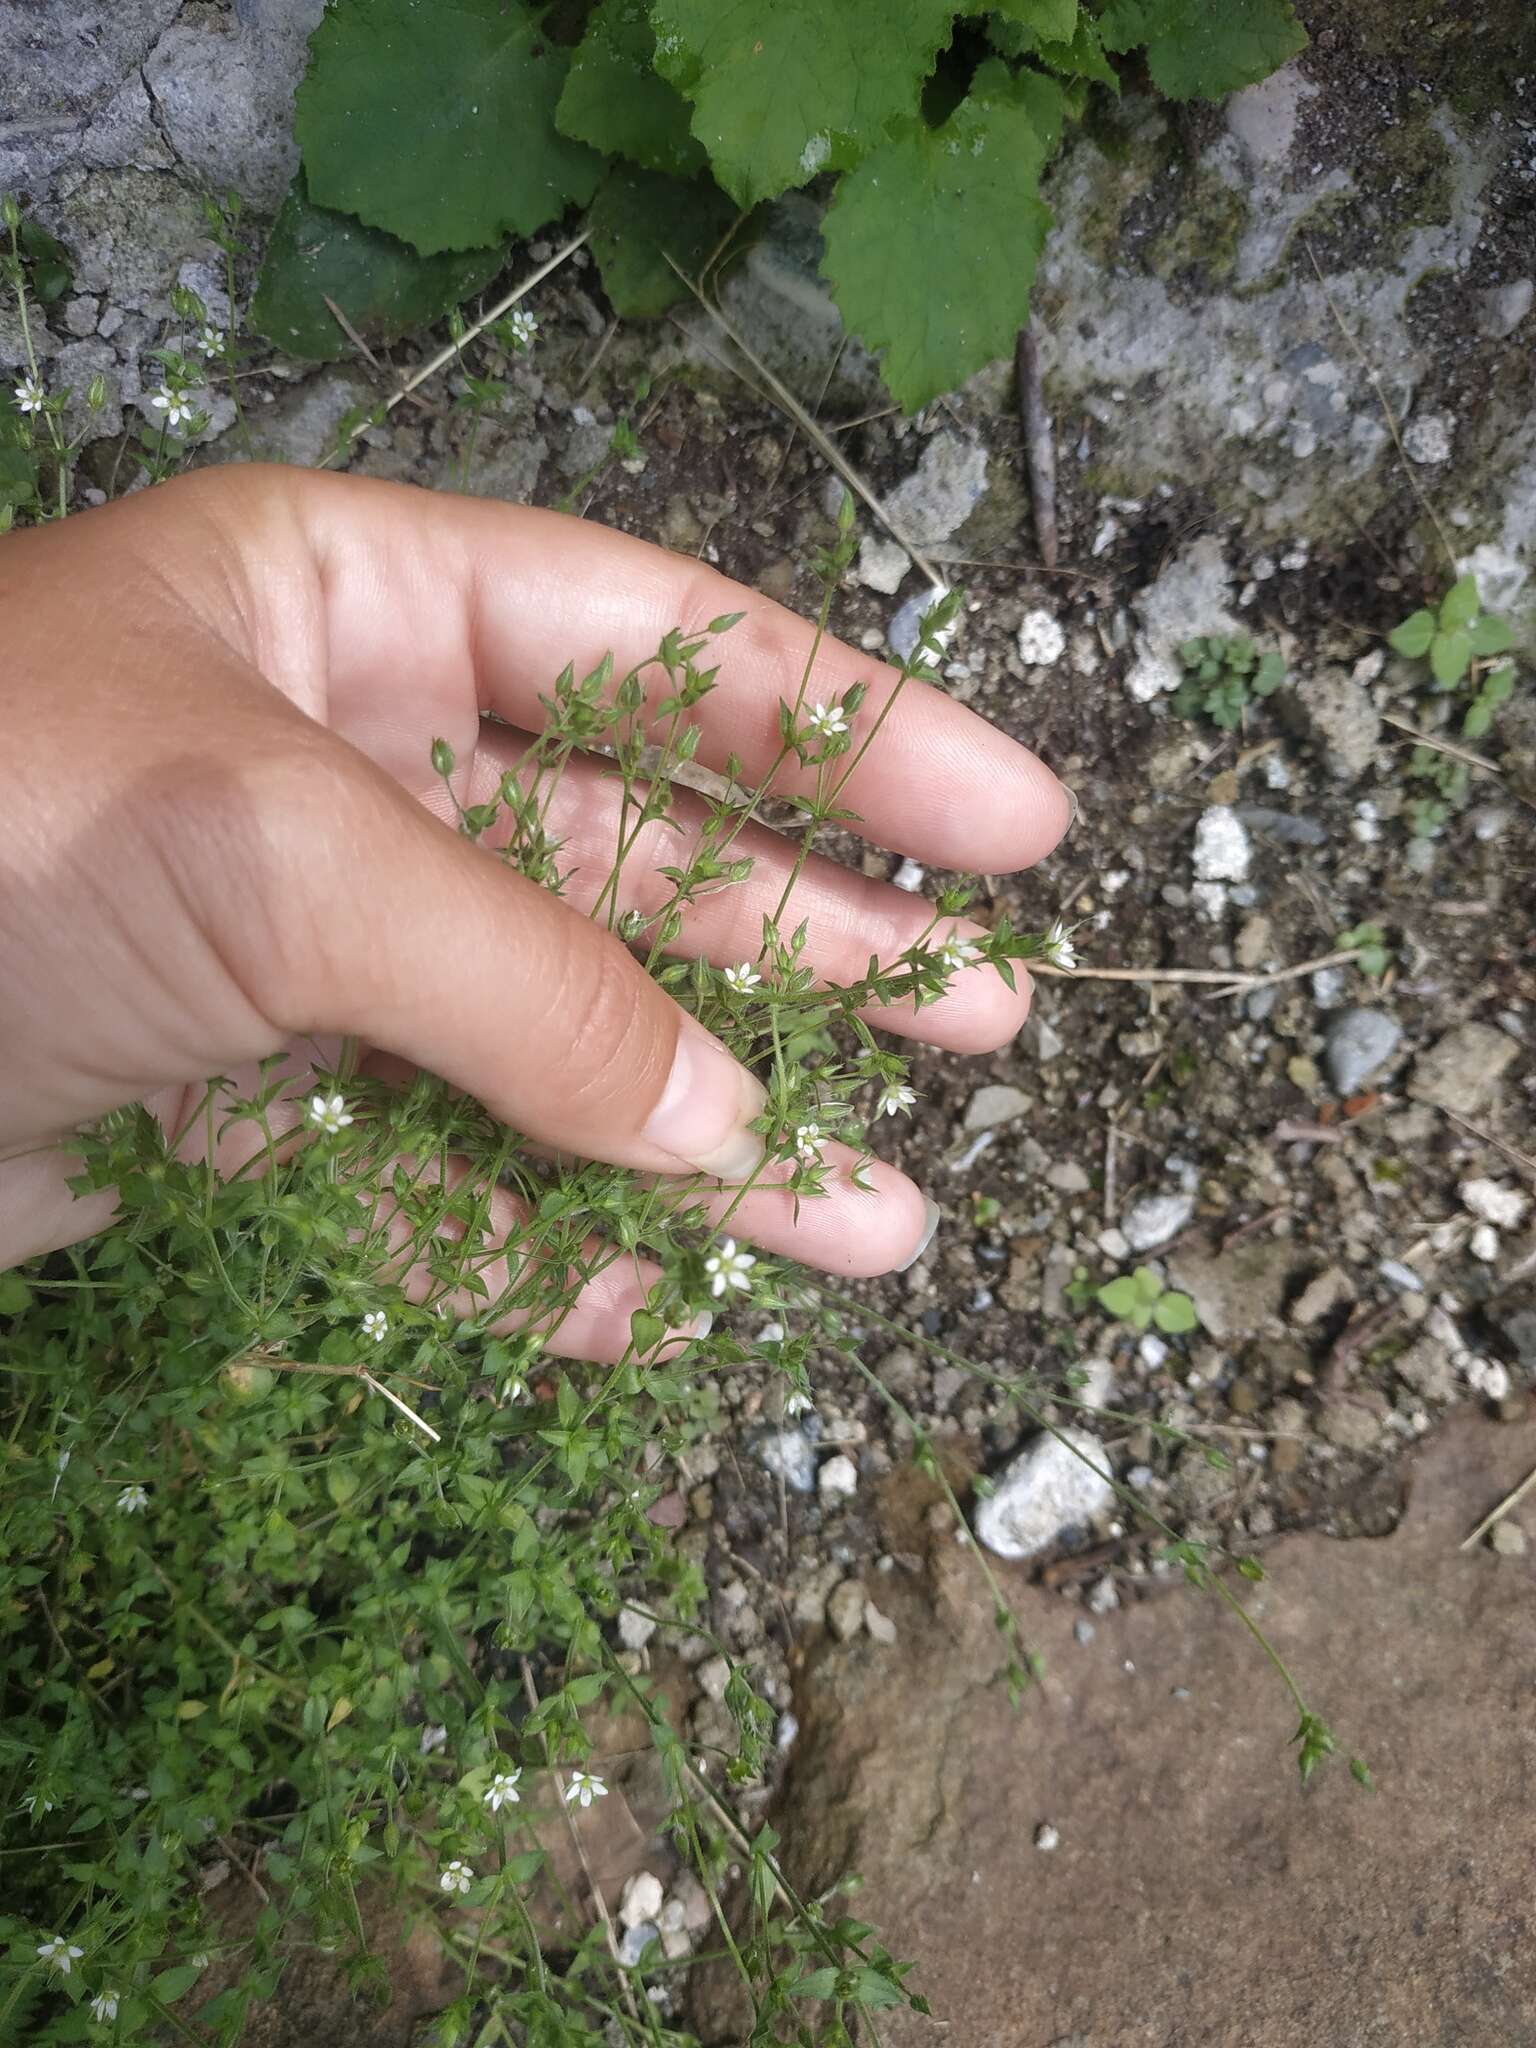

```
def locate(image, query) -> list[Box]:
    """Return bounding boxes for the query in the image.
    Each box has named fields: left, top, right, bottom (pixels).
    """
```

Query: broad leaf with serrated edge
left=1147, top=0, right=1306, bottom=97
left=588, top=165, right=739, bottom=318
left=294, top=0, right=601, bottom=256
left=993, top=0, right=1079, bottom=36
left=1098, top=0, right=1306, bottom=96
left=822, top=64, right=1062, bottom=413
left=558, top=0, right=705, bottom=179
left=651, top=0, right=956, bottom=209
left=251, top=175, right=506, bottom=362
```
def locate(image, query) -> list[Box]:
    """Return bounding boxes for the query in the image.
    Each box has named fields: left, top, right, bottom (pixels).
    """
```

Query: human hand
left=0, top=468, right=1070, bottom=1353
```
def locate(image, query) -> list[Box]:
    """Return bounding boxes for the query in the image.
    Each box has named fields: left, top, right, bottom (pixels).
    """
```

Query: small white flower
left=362, top=1309, right=388, bottom=1344
left=498, top=1375, right=529, bottom=1406
left=484, top=1768, right=522, bottom=1812
left=196, top=323, right=225, bottom=357
left=794, top=1123, right=823, bottom=1164
left=804, top=700, right=848, bottom=739
left=1041, top=919, right=1078, bottom=971
left=937, top=930, right=982, bottom=971
left=722, top=961, right=762, bottom=993
left=307, top=1091, right=353, bottom=1135
left=784, top=1389, right=813, bottom=1418
left=439, top=1857, right=474, bottom=1895
left=703, top=1237, right=756, bottom=1299
left=418, top=1722, right=447, bottom=1756
left=149, top=383, right=195, bottom=430
left=51, top=1449, right=70, bottom=1502
left=36, top=1936, right=85, bottom=1975
left=878, top=1084, right=917, bottom=1117
left=90, top=1990, right=119, bottom=2025
left=14, top=375, right=46, bottom=414
left=564, top=1770, right=608, bottom=1809
left=116, top=1484, right=149, bottom=1515
left=190, top=1953, right=209, bottom=1970
left=506, top=307, right=538, bottom=347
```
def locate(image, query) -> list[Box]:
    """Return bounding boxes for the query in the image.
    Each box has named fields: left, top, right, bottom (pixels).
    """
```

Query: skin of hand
left=0, top=467, right=1071, bottom=1357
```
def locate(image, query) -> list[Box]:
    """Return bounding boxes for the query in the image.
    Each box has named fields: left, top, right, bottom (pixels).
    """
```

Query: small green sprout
left=1171, top=634, right=1286, bottom=730
left=1096, top=1266, right=1200, bottom=1334
left=1336, top=921, right=1392, bottom=978
left=1388, top=573, right=1512, bottom=689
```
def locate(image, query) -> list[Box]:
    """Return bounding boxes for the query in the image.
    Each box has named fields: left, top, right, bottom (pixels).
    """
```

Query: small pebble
left=1469, top=1224, right=1500, bottom=1264
left=1034, top=1822, right=1060, bottom=1852
left=818, top=1453, right=859, bottom=1502
left=1017, top=608, right=1066, bottom=666
left=1074, top=1618, right=1096, bottom=1645
left=1491, top=1520, right=1528, bottom=1557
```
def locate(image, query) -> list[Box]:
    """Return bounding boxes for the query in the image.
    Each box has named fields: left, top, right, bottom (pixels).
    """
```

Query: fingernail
left=689, top=1310, right=714, bottom=1342
left=1061, top=785, right=1080, bottom=834
left=895, top=1197, right=942, bottom=1273
left=643, top=1017, right=766, bottom=1181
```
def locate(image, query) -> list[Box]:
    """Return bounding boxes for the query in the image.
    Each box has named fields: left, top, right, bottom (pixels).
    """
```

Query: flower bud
left=87, top=373, right=108, bottom=411
left=430, top=737, right=456, bottom=778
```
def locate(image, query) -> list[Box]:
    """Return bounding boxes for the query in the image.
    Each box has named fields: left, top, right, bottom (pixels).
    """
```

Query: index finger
left=283, top=473, right=1072, bottom=873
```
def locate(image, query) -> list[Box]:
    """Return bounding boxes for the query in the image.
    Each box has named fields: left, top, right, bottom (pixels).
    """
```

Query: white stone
left=1193, top=806, right=1252, bottom=883
left=618, top=1604, right=657, bottom=1650
left=1191, top=880, right=1229, bottom=921
left=1017, top=608, right=1066, bottom=666
left=697, top=1655, right=730, bottom=1703
left=1469, top=1224, right=1500, bottom=1263
left=1034, top=1822, right=1061, bottom=1851
left=974, top=1428, right=1115, bottom=1562
left=1121, top=1192, right=1195, bottom=1252
left=1403, top=413, right=1453, bottom=465
left=620, top=1872, right=665, bottom=1931
left=856, top=536, right=910, bottom=594
left=1126, top=643, right=1181, bottom=702
left=818, top=1453, right=858, bottom=1501
left=892, top=857, right=926, bottom=892
left=1466, top=1357, right=1511, bottom=1402
left=1138, top=1334, right=1170, bottom=1372
left=1460, top=1178, right=1527, bottom=1229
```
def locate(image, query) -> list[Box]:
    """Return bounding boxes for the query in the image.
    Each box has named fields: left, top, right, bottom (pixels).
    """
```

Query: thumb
left=215, top=738, right=768, bottom=1183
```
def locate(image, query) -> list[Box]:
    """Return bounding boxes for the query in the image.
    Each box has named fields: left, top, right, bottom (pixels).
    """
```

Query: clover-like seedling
left=1096, top=1265, right=1200, bottom=1334
left=1336, top=921, right=1392, bottom=978
left=1388, top=574, right=1512, bottom=689
left=1171, top=634, right=1286, bottom=730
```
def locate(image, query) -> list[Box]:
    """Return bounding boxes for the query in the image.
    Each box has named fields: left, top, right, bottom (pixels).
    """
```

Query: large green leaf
left=558, top=0, right=705, bottom=178
left=822, top=64, right=1061, bottom=413
left=251, top=177, right=506, bottom=362
left=993, top=0, right=1079, bottom=37
left=650, top=0, right=956, bottom=209
left=587, top=165, right=739, bottom=318
left=1146, top=0, right=1306, bottom=97
left=293, top=0, right=602, bottom=256
left=1097, top=0, right=1306, bottom=96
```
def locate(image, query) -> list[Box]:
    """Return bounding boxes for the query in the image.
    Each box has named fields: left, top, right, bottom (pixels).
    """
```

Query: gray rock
left=1283, top=668, right=1382, bottom=781
left=1408, top=1022, right=1521, bottom=1116
left=1234, top=805, right=1328, bottom=847
left=1323, top=1008, right=1402, bottom=1096
left=1318, top=1396, right=1387, bottom=1452
left=1046, top=1161, right=1091, bottom=1195
left=1491, top=1308, right=1536, bottom=1370
left=79, top=66, right=176, bottom=173
left=463, top=430, right=550, bottom=506
left=618, top=1604, right=657, bottom=1651
left=1402, top=412, right=1453, bottom=465
left=618, top=1921, right=659, bottom=1967
left=755, top=1427, right=816, bottom=1495
left=883, top=430, right=989, bottom=547
left=1290, top=1265, right=1354, bottom=1329
left=975, top=1428, right=1115, bottom=1562
left=1121, top=1191, right=1195, bottom=1252
left=826, top=1579, right=867, bottom=1641
left=36, top=167, right=214, bottom=316
left=1396, top=1338, right=1457, bottom=1404
left=246, top=369, right=376, bottom=468
left=963, top=1083, right=1034, bottom=1134
left=1476, top=278, right=1533, bottom=341
left=887, top=584, right=953, bottom=664
left=1166, top=1236, right=1296, bottom=1342
left=0, top=0, right=181, bottom=125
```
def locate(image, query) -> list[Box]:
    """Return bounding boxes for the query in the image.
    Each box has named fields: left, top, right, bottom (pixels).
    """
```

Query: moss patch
left=1146, top=171, right=1251, bottom=285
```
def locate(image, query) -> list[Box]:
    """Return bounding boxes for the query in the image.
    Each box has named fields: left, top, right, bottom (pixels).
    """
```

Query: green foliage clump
left=1387, top=574, right=1519, bottom=834
left=254, top=0, right=1306, bottom=406
left=1171, top=633, right=1285, bottom=729
left=1096, top=1265, right=1199, bottom=1334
